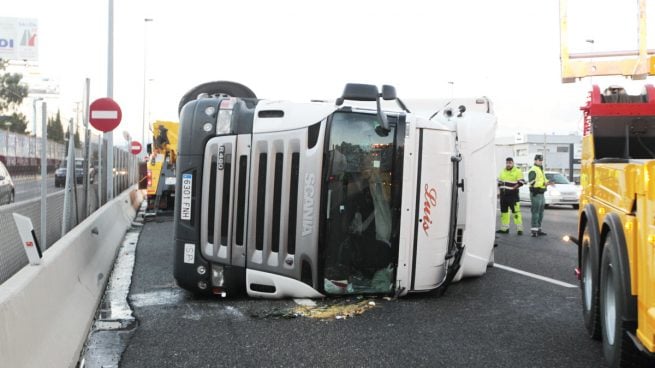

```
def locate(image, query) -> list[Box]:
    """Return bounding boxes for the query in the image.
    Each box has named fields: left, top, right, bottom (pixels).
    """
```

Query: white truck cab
left=173, top=82, right=497, bottom=298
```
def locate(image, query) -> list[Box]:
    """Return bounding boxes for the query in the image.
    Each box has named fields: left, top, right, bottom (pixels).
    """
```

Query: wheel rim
left=583, top=247, right=592, bottom=310
left=604, top=259, right=616, bottom=345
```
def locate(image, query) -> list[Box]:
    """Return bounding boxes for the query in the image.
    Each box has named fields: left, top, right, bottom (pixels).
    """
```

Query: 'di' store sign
left=0, top=17, right=38, bottom=62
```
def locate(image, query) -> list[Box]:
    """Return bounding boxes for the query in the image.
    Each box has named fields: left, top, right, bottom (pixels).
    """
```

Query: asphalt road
left=11, top=175, right=60, bottom=203
left=106, top=205, right=613, bottom=368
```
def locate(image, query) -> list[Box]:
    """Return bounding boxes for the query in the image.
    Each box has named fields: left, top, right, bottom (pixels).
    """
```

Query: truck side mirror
left=147, top=143, right=152, bottom=155
left=381, top=85, right=396, bottom=100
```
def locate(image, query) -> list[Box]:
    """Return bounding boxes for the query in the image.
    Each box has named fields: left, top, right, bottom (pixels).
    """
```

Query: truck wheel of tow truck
left=580, top=206, right=602, bottom=340
left=599, top=224, right=642, bottom=367
left=178, top=81, right=257, bottom=115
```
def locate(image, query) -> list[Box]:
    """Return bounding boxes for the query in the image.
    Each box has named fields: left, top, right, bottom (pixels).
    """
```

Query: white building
left=495, top=133, right=582, bottom=182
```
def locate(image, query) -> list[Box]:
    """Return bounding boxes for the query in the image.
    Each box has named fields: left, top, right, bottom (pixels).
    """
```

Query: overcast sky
left=5, top=0, right=655, bottom=144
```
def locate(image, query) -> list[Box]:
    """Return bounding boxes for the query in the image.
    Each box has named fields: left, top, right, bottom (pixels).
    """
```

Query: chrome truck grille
left=200, top=123, right=324, bottom=285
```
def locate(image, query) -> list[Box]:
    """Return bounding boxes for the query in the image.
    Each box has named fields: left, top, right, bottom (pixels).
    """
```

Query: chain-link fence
left=0, top=127, right=141, bottom=284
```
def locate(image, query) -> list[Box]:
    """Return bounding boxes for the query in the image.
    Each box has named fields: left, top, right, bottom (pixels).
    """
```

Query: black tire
left=600, top=228, right=644, bottom=367
left=178, top=81, right=257, bottom=115
left=581, top=223, right=602, bottom=340
left=572, top=204, right=580, bottom=209
left=8, top=190, right=14, bottom=204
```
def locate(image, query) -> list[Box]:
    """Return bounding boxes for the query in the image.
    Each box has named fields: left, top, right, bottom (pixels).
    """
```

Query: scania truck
left=173, top=81, right=497, bottom=299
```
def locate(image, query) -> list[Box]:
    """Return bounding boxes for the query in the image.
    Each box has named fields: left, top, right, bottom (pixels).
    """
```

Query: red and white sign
left=89, top=97, right=122, bottom=132
left=130, top=141, right=142, bottom=155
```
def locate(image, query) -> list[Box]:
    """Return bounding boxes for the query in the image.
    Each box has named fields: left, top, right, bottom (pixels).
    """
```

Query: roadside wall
left=0, top=187, right=142, bottom=368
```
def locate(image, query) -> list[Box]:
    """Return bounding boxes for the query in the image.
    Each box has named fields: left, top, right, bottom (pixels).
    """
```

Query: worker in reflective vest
left=496, top=157, right=525, bottom=234
left=528, top=154, right=549, bottom=237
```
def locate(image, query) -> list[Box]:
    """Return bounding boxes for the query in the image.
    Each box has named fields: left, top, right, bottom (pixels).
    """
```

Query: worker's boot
left=531, top=230, right=537, bottom=237
left=496, top=229, right=509, bottom=234
left=537, top=229, right=547, bottom=236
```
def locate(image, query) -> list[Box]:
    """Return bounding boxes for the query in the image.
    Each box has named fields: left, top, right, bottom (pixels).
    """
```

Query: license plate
left=181, top=174, right=192, bottom=220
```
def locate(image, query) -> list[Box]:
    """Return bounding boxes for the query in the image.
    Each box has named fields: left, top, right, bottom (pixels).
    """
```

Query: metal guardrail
left=0, top=148, right=140, bottom=285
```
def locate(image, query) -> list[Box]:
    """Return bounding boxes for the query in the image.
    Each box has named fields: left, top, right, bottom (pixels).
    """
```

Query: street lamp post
left=32, top=97, right=44, bottom=177
left=142, top=18, right=154, bottom=150
left=3, top=121, right=11, bottom=160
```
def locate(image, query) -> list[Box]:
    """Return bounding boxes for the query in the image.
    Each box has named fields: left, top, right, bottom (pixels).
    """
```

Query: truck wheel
left=572, top=204, right=579, bottom=209
left=600, top=229, right=642, bottom=367
left=178, top=81, right=257, bottom=115
left=581, top=225, right=601, bottom=340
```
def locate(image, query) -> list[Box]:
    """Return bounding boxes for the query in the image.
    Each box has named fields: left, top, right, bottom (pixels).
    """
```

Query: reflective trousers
left=499, top=198, right=523, bottom=231
left=530, top=192, right=545, bottom=230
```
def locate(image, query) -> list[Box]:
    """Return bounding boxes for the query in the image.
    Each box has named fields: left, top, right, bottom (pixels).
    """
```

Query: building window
left=557, top=146, right=569, bottom=153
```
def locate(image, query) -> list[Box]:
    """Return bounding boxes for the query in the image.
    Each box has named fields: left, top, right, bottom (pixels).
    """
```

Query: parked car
left=0, top=161, right=15, bottom=205
left=54, top=158, right=85, bottom=187
left=519, top=171, right=581, bottom=209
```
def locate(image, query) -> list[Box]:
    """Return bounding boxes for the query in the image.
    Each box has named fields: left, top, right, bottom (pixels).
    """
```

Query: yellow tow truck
left=146, top=120, right=179, bottom=213
left=559, top=1, right=655, bottom=365
left=567, top=85, right=655, bottom=367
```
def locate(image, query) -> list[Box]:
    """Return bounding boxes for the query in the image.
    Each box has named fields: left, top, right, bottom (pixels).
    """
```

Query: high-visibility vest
left=498, top=167, right=523, bottom=191
left=528, top=165, right=546, bottom=189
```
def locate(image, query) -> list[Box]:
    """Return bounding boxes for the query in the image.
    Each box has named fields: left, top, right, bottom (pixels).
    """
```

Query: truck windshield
left=322, top=112, right=398, bottom=295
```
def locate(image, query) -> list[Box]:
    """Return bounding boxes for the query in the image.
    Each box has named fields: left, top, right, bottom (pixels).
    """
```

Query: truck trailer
left=173, top=81, right=497, bottom=298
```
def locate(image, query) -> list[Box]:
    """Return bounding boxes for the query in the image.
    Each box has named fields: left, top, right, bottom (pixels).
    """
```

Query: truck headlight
left=212, top=264, right=225, bottom=287
left=216, top=110, right=232, bottom=135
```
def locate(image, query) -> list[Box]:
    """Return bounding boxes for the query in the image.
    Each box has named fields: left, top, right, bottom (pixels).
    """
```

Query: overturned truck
left=173, top=81, right=497, bottom=298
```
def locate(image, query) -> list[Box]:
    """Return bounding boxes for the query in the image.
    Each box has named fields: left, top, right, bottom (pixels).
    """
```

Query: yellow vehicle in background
left=146, top=120, right=179, bottom=213
left=569, top=85, right=655, bottom=367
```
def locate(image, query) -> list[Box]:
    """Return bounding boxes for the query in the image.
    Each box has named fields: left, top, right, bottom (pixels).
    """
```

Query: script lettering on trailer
left=422, top=184, right=437, bottom=236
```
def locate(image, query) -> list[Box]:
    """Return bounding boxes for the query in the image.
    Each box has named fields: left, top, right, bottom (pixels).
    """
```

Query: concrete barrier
left=0, top=187, right=143, bottom=368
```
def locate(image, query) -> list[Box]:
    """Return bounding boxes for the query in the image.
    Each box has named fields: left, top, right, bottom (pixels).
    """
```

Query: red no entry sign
left=130, top=141, right=142, bottom=155
left=89, top=98, right=122, bottom=132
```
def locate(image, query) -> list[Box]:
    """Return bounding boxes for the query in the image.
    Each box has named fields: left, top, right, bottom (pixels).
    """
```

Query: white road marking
left=494, top=263, right=578, bottom=288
